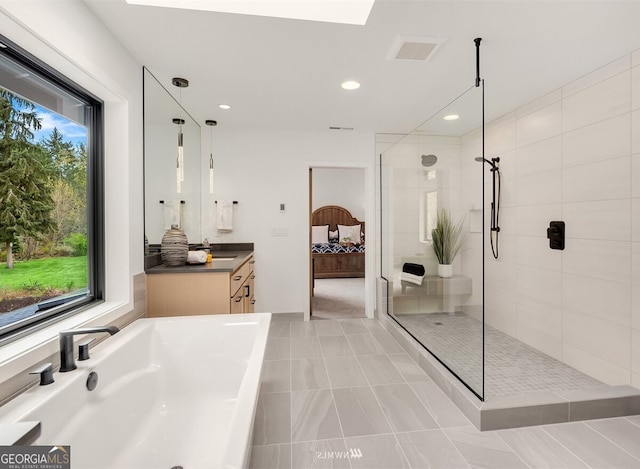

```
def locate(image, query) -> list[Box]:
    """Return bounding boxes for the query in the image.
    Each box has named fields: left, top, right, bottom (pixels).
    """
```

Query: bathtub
left=0, top=313, right=272, bottom=469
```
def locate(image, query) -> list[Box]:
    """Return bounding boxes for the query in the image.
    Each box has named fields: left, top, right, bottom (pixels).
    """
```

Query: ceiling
left=86, top=0, right=640, bottom=135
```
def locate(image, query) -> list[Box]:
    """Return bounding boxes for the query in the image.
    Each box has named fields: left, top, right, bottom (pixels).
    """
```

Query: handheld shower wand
left=475, top=156, right=501, bottom=259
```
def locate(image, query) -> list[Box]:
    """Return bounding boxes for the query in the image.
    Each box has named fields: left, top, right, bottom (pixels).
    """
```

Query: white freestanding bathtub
left=0, top=313, right=271, bottom=469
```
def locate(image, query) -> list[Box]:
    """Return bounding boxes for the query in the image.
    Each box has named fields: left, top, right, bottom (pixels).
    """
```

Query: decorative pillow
left=329, top=230, right=339, bottom=241
left=311, top=225, right=329, bottom=244
left=337, top=224, right=361, bottom=244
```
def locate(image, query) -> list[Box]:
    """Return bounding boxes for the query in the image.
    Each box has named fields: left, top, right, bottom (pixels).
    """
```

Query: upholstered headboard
left=311, top=205, right=365, bottom=233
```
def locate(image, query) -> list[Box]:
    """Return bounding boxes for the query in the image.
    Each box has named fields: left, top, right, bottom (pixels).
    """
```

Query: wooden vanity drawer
left=231, top=292, right=245, bottom=314
left=230, top=257, right=253, bottom=297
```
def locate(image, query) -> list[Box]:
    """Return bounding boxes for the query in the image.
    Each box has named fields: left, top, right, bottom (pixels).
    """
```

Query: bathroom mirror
left=143, top=67, right=201, bottom=254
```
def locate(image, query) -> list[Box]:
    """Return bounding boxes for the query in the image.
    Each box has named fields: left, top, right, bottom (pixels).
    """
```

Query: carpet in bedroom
left=311, top=277, right=365, bottom=319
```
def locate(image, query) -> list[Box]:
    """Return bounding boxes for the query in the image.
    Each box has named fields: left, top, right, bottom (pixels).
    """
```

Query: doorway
left=309, top=167, right=366, bottom=319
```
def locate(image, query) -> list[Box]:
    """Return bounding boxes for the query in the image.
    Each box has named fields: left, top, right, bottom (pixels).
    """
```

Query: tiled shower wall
left=462, top=48, right=640, bottom=387
left=377, top=135, right=464, bottom=281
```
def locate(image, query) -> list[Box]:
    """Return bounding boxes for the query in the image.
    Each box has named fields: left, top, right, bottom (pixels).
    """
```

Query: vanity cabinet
left=146, top=253, right=255, bottom=317
left=231, top=258, right=255, bottom=314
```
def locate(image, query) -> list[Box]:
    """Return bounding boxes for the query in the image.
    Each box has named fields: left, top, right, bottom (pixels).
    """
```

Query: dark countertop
left=146, top=250, right=253, bottom=274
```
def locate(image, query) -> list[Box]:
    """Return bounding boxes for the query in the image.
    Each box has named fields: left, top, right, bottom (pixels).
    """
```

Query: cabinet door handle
left=235, top=296, right=243, bottom=303
left=251, top=275, right=255, bottom=280
left=250, top=260, right=255, bottom=264
left=244, top=285, right=250, bottom=297
left=233, top=275, right=242, bottom=281
left=251, top=299, right=256, bottom=305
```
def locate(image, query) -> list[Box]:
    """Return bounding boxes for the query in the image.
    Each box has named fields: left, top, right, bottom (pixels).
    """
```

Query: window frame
left=0, top=34, right=104, bottom=343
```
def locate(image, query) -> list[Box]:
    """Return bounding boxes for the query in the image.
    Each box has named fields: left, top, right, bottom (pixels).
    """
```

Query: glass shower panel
left=380, top=84, right=485, bottom=399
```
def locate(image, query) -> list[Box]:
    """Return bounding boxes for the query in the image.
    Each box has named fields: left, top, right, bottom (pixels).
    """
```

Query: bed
left=311, top=205, right=365, bottom=278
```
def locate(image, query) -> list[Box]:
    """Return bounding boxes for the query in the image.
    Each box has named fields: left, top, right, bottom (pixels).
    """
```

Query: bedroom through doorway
left=309, top=167, right=366, bottom=320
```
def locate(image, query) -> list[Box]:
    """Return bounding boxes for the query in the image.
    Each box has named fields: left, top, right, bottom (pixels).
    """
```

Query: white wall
left=201, top=128, right=375, bottom=316
left=462, top=49, right=640, bottom=386
left=312, top=168, right=365, bottom=220
left=0, top=1, right=143, bottom=378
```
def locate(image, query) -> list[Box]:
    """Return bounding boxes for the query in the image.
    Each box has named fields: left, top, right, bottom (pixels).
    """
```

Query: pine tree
left=0, top=90, right=56, bottom=268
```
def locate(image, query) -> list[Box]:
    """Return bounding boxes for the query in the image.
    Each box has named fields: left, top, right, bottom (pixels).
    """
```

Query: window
left=0, top=36, right=103, bottom=340
left=419, top=170, right=438, bottom=244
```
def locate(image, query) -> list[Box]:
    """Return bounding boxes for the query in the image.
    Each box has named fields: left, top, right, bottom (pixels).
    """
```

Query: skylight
left=124, top=0, right=376, bottom=25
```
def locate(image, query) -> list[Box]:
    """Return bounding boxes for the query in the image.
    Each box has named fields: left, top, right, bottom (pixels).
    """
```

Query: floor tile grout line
left=436, top=427, right=474, bottom=469
left=383, top=331, right=442, bottom=429
left=538, top=422, right=600, bottom=469
left=288, top=321, right=293, bottom=467
left=316, top=320, right=350, bottom=465
left=492, top=428, right=535, bottom=469
left=322, top=319, right=408, bottom=465
left=584, top=420, right=640, bottom=464
left=390, top=431, right=414, bottom=468
left=624, top=415, right=640, bottom=429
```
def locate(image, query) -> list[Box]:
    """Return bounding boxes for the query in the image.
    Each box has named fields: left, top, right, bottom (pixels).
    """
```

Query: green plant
left=21, top=279, right=43, bottom=292
left=431, top=209, right=465, bottom=265
left=63, top=233, right=87, bottom=256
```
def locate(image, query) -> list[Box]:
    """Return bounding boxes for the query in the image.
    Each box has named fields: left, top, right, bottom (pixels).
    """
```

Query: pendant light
left=172, top=77, right=189, bottom=193
left=205, top=119, right=217, bottom=194
left=173, top=117, right=185, bottom=193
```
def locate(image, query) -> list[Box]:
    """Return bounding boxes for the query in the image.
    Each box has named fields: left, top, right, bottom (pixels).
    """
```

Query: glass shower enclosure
left=380, top=83, right=485, bottom=399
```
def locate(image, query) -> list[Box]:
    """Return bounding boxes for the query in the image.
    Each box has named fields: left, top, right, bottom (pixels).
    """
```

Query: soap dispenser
left=203, top=238, right=212, bottom=263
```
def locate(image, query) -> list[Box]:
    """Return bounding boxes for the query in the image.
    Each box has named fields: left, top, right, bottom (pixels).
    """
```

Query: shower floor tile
left=393, top=312, right=602, bottom=397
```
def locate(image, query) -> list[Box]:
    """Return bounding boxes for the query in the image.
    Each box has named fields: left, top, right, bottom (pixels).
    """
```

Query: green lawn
left=0, top=256, right=87, bottom=292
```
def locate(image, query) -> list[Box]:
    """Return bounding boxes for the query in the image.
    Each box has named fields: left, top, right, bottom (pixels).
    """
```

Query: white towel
left=187, top=251, right=207, bottom=264
left=401, top=272, right=424, bottom=286
left=163, top=200, right=181, bottom=230
left=217, top=200, right=233, bottom=231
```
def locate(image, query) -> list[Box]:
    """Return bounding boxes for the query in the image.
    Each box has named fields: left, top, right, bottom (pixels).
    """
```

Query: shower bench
left=400, top=275, right=472, bottom=313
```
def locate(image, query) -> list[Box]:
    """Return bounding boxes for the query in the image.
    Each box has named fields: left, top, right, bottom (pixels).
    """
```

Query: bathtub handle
left=78, top=338, right=96, bottom=361
left=29, top=363, right=54, bottom=386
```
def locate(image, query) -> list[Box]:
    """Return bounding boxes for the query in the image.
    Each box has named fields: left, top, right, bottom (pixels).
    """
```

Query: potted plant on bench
left=431, top=209, right=465, bottom=278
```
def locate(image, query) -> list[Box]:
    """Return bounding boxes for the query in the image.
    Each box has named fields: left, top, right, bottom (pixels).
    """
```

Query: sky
left=32, top=104, right=87, bottom=148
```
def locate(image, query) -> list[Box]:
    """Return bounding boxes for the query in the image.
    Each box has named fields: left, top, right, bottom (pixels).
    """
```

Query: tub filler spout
left=59, top=326, right=119, bottom=372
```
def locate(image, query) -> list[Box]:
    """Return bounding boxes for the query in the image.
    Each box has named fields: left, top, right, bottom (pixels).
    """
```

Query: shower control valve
left=547, top=221, right=565, bottom=250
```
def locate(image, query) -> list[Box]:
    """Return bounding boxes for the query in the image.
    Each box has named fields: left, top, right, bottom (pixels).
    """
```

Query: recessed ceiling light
left=341, top=81, right=360, bottom=90
left=219, top=104, right=231, bottom=110
left=443, top=114, right=459, bottom=121
left=124, top=0, right=375, bottom=25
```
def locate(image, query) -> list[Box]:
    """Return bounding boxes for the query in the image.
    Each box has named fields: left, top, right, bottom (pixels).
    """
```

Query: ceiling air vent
left=387, top=35, right=447, bottom=62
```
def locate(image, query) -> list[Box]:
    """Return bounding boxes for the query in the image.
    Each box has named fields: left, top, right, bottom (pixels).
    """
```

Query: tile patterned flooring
left=250, top=315, right=640, bottom=469
left=394, top=312, right=602, bottom=397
